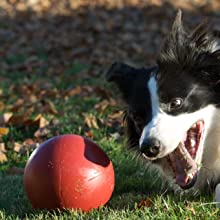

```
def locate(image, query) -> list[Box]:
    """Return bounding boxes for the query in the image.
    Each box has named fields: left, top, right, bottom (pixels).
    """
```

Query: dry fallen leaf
left=108, top=111, right=124, bottom=120
left=23, top=138, right=35, bottom=145
left=95, top=98, right=117, bottom=112
left=8, top=114, right=28, bottom=127
left=137, top=197, right=152, bottom=209
left=95, top=100, right=110, bottom=112
left=0, top=101, right=4, bottom=111
left=84, top=130, right=94, bottom=138
left=32, top=114, right=49, bottom=128
left=42, top=100, right=58, bottom=115
left=39, top=116, right=49, bottom=128
left=94, top=86, right=112, bottom=99
left=13, top=142, right=23, bottom=153
left=185, top=201, right=196, bottom=215
left=65, top=86, right=82, bottom=97
left=0, top=112, right=13, bottom=125
left=0, top=143, right=7, bottom=163
left=83, top=113, right=99, bottom=129
left=34, top=127, right=50, bottom=138
left=23, top=139, right=39, bottom=150
left=0, top=127, right=9, bottom=136
left=14, top=139, right=39, bottom=154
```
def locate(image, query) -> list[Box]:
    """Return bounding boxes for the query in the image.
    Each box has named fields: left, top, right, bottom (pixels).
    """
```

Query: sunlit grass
left=0, top=59, right=219, bottom=219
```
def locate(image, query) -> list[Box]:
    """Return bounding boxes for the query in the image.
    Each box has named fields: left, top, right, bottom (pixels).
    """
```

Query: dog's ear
left=171, top=9, right=186, bottom=44
left=158, top=10, right=187, bottom=66
left=106, top=62, right=143, bottom=103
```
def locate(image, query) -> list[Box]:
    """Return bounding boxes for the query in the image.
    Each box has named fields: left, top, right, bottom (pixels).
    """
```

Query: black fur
left=106, top=62, right=157, bottom=149
left=106, top=10, right=220, bottom=151
left=157, top=10, right=220, bottom=105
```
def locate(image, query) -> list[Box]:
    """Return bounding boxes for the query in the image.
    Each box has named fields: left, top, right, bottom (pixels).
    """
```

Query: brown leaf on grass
left=23, top=138, right=35, bottom=146
left=108, top=111, right=124, bottom=120
left=8, top=114, right=28, bottom=127
left=0, top=143, right=7, bottom=163
left=13, top=142, right=23, bottom=153
left=0, top=112, right=13, bottom=125
left=7, top=166, right=24, bottom=175
left=65, top=86, right=82, bottom=97
left=42, top=100, right=59, bottom=115
left=83, top=113, right=99, bottom=129
left=23, top=138, right=39, bottom=151
left=84, top=130, right=94, bottom=139
left=34, top=114, right=50, bottom=138
left=80, top=86, right=96, bottom=98
left=5, top=113, right=51, bottom=140
left=34, top=127, right=50, bottom=138
left=10, top=99, right=24, bottom=113
left=21, top=116, right=38, bottom=127
left=28, top=94, right=38, bottom=103
left=9, top=113, right=49, bottom=130
left=0, top=101, right=4, bottom=111
left=187, top=206, right=196, bottom=215
left=185, top=201, right=196, bottom=215
left=14, top=139, right=38, bottom=154
left=13, top=142, right=28, bottom=155
left=104, top=111, right=123, bottom=128
left=36, top=114, right=49, bottom=128
left=0, top=127, right=9, bottom=136
left=94, top=86, right=113, bottom=99
left=95, top=98, right=117, bottom=112
left=109, top=98, right=117, bottom=106
left=137, top=197, right=152, bottom=209
left=95, top=100, right=110, bottom=112
left=105, top=119, right=122, bottom=128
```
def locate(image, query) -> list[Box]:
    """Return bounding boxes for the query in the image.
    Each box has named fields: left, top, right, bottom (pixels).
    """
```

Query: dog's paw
left=173, top=187, right=182, bottom=196
left=169, top=180, right=201, bottom=198
left=179, top=188, right=200, bottom=198
left=172, top=185, right=200, bottom=198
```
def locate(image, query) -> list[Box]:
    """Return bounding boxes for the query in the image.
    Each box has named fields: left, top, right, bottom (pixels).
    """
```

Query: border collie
left=106, top=10, right=220, bottom=196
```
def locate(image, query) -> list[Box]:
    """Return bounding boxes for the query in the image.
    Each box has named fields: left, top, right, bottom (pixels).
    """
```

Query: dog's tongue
left=169, top=142, right=198, bottom=188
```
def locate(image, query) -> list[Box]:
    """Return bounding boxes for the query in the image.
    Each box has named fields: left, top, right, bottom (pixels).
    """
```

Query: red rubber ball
left=23, top=134, right=115, bottom=211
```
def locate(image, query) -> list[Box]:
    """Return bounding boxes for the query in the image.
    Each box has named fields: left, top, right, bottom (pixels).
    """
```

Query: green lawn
left=0, top=58, right=219, bottom=219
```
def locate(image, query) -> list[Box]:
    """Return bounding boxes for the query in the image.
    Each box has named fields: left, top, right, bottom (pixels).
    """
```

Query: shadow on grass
left=0, top=174, right=33, bottom=217
left=0, top=170, right=214, bottom=218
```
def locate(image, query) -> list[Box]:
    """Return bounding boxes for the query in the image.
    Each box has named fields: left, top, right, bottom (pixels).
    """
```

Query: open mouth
left=168, top=120, right=204, bottom=189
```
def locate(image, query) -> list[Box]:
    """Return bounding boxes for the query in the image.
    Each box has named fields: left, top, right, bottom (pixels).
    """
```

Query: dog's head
left=106, top=10, right=220, bottom=189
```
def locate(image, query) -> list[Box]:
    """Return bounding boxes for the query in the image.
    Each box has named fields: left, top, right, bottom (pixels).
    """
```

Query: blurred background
left=1, top=0, right=220, bottom=75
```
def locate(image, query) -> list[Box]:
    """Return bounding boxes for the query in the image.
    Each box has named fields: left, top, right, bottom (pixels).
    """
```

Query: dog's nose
left=140, top=138, right=160, bottom=158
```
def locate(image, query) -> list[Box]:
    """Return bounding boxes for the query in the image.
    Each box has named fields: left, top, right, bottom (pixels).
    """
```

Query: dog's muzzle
left=140, top=138, right=160, bottom=158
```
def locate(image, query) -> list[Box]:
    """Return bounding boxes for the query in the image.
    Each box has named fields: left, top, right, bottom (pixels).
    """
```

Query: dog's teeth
left=192, top=123, right=197, bottom=128
left=188, top=173, right=194, bottom=180
left=190, top=139, right=196, bottom=147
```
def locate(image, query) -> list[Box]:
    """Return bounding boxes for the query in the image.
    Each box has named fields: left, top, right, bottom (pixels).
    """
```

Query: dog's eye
left=169, top=98, right=183, bottom=111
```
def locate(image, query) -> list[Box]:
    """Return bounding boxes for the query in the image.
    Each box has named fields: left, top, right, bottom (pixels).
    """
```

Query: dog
left=106, top=10, right=220, bottom=197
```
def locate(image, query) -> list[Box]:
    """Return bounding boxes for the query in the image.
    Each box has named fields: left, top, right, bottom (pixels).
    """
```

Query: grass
left=0, top=56, right=220, bottom=219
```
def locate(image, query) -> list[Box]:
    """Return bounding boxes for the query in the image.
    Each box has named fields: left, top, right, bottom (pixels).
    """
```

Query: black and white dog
left=106, top=10, right=220, bottom=196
